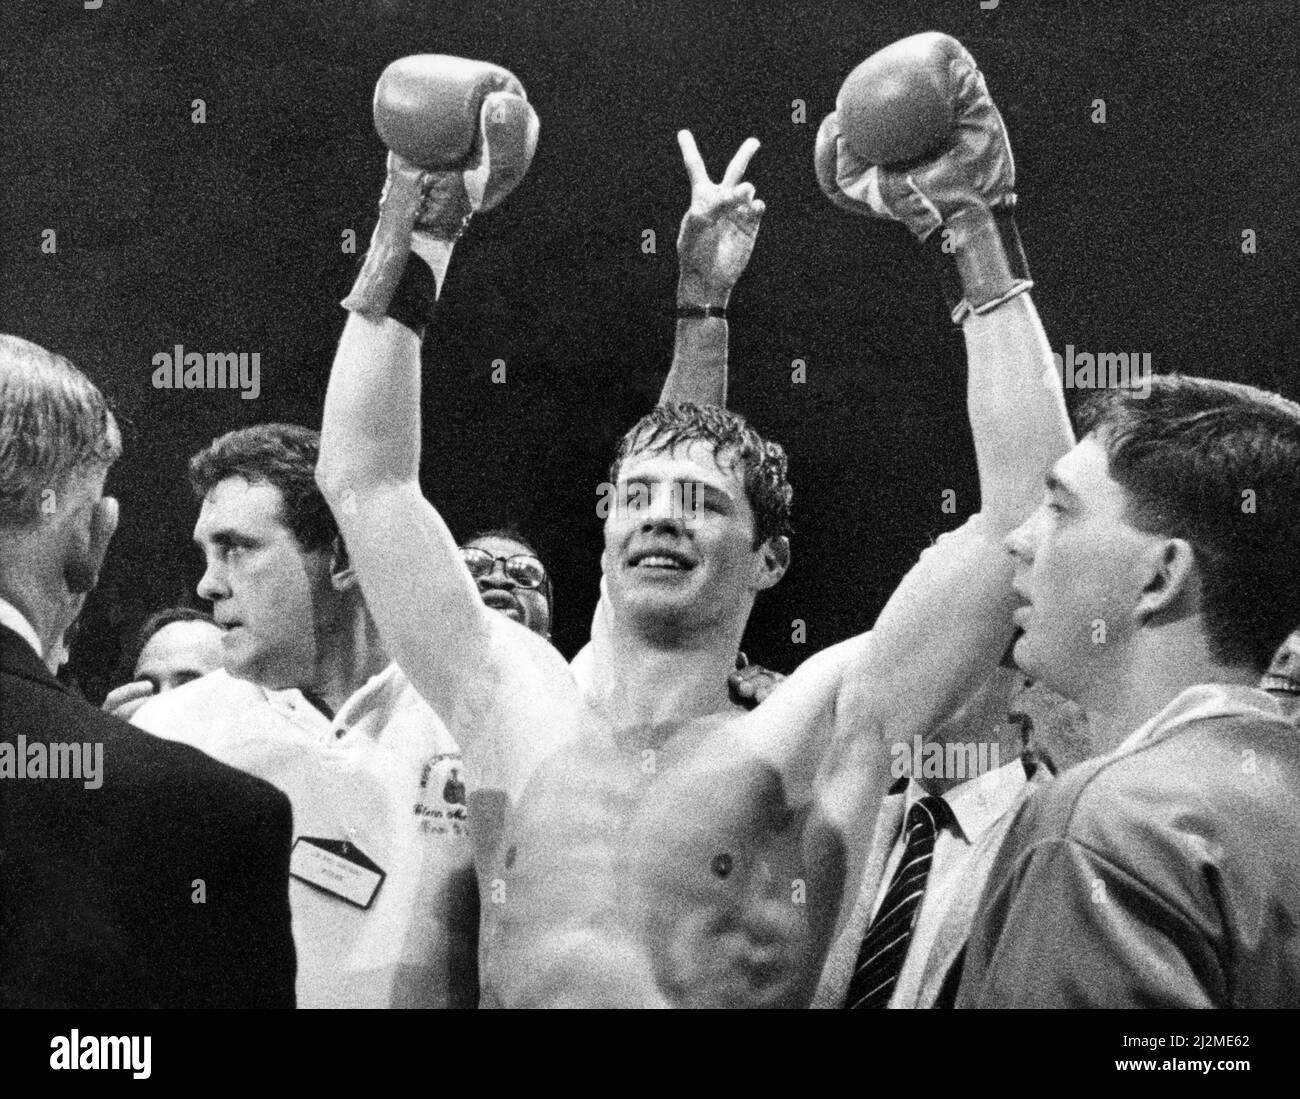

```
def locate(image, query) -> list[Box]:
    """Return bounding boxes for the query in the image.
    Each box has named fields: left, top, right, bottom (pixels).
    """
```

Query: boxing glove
left=343, top=55, right=539, bottom=319
left=815, top=32, right=1031, bottom=322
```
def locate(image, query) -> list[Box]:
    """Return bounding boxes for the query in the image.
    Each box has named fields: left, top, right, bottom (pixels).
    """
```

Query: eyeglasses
left=459, top=546, right=548, bottom=590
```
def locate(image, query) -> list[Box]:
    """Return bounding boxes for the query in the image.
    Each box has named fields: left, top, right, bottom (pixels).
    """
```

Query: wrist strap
left=928, top=204, right=1033, bottom=324
left=340, top=164, right=424, bottom=318
left=385, top=253, right=439, bottom=339
left=676, top=305, right=729, bottom=320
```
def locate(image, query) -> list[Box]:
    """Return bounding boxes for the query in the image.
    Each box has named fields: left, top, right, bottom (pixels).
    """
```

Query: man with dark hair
left=102, top=607, right=223, bottom=719
left=958, top=376, right=1300, bottom=1007
left=0, top=333, right=295, bottom=1007
left=318, top=45, right=1074, bottom=1005
left=132, top=422, right=481, bottom=1007
left=607, top=403, right=794, bottom=549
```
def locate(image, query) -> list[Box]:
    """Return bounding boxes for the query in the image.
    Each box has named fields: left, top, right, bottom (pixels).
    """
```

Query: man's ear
left=1134, top=536, right=1197, bottom=623
left=328, top=533, right=358, bottom=592
left=753, top=535, right=790, bottom=591
left=67, top=495, right=119, bottom=594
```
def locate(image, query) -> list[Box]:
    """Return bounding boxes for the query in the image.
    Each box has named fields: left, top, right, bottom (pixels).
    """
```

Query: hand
left=675, top=130, right=765, bottom=306
left=102, top=679, right=156, bottom=722
left=728, top=660, right=786, bottom=708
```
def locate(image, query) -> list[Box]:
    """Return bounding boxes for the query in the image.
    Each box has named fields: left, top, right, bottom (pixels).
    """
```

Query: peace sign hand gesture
left=675, top=130, right=765, bottom=306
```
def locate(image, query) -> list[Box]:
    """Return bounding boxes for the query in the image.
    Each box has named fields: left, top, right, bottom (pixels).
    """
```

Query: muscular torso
left=470, top=705, right=849, bottom=1008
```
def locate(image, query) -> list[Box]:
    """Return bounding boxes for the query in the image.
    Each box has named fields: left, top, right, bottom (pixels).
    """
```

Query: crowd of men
left=2, top=35, right=1298, bottom=1009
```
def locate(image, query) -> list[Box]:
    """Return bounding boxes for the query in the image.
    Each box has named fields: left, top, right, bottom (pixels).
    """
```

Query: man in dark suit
left=0, top=333, right=296, bottom=1007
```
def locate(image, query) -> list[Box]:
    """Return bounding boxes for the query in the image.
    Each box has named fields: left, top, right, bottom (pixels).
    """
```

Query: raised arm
left=316, top=57, right=562, bottom=789
left=752, top=34, right=1073, bottom=807
left=658, top=131, right=764, bottom=407
left=575, top=132, right=766, bottom=677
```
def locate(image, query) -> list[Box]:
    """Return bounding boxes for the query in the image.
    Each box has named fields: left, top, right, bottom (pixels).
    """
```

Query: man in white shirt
left=136, top=649, right=478, bottom=1007
left=133, top=423, right=483, bottom=1007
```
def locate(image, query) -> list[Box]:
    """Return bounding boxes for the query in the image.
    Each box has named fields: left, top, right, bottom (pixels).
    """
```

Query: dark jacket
left=0, top=624, right=296, bottom=1007
left=957, top=688, right=1300, bottom=1007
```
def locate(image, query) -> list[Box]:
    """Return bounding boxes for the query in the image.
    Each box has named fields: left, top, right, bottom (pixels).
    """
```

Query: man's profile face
left=461, top=533, right=552, bottom=639
left=1263, top=628, right=1300, bottom=720
left=603, top=440, right=776, bottom=633
left=1003, top=435, right=1160, bottom=708
left=192, top=477, right=334, bottom=689
left=135, top=619, right=224, bottom=692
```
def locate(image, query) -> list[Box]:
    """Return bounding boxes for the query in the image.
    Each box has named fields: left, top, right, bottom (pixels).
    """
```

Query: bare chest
left=474, top=718, right=847, bottom=1007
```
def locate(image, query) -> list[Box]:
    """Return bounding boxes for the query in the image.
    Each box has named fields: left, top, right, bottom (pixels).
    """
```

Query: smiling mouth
left=1261, top=674, right=1300, bottom=696
left=628, top=550, right=696, bottom=572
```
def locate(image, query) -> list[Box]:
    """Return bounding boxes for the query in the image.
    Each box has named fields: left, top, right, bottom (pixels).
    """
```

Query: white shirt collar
left=904, top=756, right=1028, bottom=845
left=0, top=596, right=43, bottom=660
left=258, top=661, right=404, bottom=740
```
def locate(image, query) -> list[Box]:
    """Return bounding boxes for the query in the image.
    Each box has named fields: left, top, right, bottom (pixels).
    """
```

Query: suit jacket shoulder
left=959, top=709, right=1300, bottom=1007
left=1, top=626, right=296, bottom=1007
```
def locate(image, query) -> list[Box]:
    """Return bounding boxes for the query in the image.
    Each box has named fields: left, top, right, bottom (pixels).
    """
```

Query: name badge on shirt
left=290, top=837, right=386, bottom=909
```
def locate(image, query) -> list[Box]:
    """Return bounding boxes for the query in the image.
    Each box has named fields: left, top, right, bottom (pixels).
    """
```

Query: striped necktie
left=844, top=794, right=950, bottom=1009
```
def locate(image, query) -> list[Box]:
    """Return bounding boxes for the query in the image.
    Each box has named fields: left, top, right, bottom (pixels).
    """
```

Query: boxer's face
left=1262, top=629, right=1300, bottom=719
left=1004, top=436, right=1161, bottom=708
left=193, top=477, right=335, bottom=690
left=461, top=533, right=552, bottom=638
left=135, top=619, right=224, bottom=692
left=603, top=441, right=784, bottom=635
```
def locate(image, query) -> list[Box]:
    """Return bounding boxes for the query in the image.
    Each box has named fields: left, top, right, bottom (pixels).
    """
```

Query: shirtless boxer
left=317, top=37, right=1074, bottom=1006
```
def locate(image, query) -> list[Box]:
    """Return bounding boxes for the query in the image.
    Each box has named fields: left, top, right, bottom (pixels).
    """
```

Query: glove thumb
left=468, top=92, right=540, bottom=212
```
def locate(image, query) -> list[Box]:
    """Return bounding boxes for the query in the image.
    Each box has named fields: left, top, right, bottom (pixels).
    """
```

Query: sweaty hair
left=188, top=423, right=337, bottom=552
left=1078, top=375, right=1300, bottom=674
left=0, top=334, right=122, bottom=526
left=608, top=403, right=793, bottom=547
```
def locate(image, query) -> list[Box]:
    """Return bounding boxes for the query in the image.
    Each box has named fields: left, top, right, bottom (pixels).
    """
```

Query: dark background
left=2, top=0, right=1295, bottom=701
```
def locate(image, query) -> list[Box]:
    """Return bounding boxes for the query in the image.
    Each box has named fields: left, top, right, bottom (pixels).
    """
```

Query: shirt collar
left=1114, top=682, right=1284, bottom=755
left=904, top=757, right=1028, bottom=845
left=0, top=596, right=42, bottom=660
left=259, top=661, right=403, bottom=740
left=330, top=661, right=403, bottom=737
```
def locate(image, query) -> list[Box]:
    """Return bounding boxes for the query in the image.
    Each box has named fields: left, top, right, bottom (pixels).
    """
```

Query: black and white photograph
left=1, top=0, right=1296, bottom=1080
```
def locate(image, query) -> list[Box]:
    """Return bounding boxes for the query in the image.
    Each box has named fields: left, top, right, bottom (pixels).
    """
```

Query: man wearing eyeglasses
left=459, top=530, right=554, bottom=641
